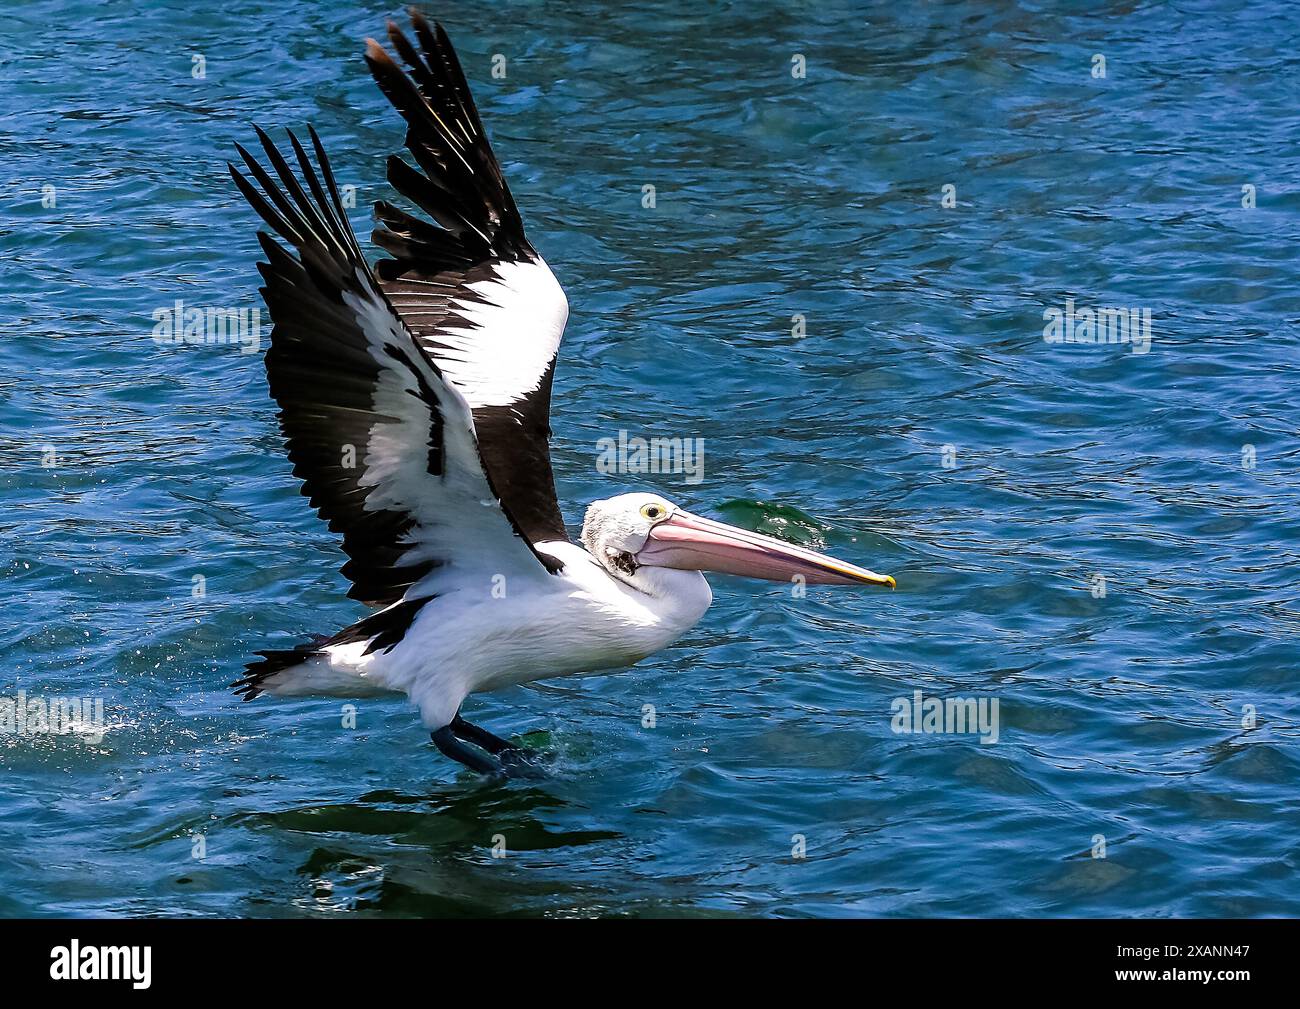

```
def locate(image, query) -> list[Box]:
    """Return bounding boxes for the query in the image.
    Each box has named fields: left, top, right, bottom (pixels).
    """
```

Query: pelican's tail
left=233, top=638, right=330, bottom=700
left=233, top=597, right=432, bottom=700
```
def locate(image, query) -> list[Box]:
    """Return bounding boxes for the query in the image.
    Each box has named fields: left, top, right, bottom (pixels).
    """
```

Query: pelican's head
left=580, top=492, right=895, bottom=589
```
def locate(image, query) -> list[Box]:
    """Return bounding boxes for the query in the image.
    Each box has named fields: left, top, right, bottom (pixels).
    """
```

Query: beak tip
left=886, top=575, right=896, bottom=590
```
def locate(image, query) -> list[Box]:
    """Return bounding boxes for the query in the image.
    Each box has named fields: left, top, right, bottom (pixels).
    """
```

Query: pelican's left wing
left=229, top=126, right=563, bottom=614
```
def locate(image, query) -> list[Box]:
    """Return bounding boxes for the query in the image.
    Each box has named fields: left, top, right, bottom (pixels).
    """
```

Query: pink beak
left=636, top=510, right=895, bottom=588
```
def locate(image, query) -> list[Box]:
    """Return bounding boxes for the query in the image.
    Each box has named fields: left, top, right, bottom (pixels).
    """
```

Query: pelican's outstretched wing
left=363, top=11, right=570, bottom=547
left=229, top=125, right=563, bottom=617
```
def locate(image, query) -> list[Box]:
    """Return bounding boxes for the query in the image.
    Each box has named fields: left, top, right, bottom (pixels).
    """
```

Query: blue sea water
left=2, top=0, right=1299, bottom=917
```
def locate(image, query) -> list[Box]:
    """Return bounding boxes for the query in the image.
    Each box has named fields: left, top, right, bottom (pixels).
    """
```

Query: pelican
left=229, top=11, right=895, bottom=778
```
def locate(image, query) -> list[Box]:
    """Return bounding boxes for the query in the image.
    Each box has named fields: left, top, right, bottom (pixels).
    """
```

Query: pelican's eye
left=640, top=502, right=667, bottom=521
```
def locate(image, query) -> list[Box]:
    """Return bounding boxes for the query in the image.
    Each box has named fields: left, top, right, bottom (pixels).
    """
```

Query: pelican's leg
left=450, top=713, right=515, bottom=754
left=452, top=713, right=548, bottom=775
left=432, top=720, right=546, bottom=780
left=430, top=726, right=505, bottom=777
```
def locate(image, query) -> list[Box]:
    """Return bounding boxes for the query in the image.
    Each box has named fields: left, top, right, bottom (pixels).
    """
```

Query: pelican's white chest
left=469, top=541, right=713, bottom=691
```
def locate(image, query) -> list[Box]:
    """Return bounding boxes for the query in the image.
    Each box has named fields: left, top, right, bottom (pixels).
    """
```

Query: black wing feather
left=363, top=12, right=571, bottom=546
left=230, top=125, right=561, bottom=608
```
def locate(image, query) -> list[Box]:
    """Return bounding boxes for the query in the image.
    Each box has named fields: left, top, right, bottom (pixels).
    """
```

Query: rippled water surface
left=2, top=0, right=1299, bottom=917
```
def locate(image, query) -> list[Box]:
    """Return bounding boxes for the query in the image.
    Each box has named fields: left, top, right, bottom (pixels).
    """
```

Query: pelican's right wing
left=364, top=11, right=571, bottom=548
left=229, top=126, right=562, bottom=616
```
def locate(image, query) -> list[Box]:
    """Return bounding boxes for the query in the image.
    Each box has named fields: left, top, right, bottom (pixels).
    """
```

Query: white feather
left=336, top=282, right=550, bottom=590
left=432, top=258, right=568, bottom=408
left=260, top=538, right=713, bottom=730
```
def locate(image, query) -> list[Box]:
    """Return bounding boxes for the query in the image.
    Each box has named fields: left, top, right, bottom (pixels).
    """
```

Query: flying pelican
left=229, top=11, right=895, bottom=778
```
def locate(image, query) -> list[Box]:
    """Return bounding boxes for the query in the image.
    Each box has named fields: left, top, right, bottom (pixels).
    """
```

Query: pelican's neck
left=626, top=564, right=705, bottom=600
left=619, top=564, right=716, bottom=638
left=540, top=540, right=714, bottom=632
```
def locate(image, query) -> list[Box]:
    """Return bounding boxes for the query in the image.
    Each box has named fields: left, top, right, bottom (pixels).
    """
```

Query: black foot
left=450, top=713, right=515, bottom=754
left=452, top=713, right=550, bottom=774
left=432, top=719, right=548, bottom=780
left=431, top=726, right=504, bottom=777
